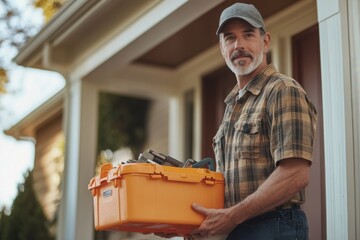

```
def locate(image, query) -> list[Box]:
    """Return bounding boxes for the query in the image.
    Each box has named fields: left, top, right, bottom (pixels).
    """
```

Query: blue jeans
left=226, top=206, right=308, bottom=240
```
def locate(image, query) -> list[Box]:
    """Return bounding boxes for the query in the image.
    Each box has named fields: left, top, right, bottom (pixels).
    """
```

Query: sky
left=0, top=0, right=65, bottom=210
left=0, top=67, right=65, bottom=210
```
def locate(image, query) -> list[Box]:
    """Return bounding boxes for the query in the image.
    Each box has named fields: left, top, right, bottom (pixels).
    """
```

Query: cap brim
left=216, top=17, right=263, bottom=35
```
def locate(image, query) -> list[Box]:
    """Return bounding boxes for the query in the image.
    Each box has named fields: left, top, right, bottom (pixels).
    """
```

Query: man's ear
left=219, top=38, right=226, bottom=58
left=263, top=32, right=271, bottom=53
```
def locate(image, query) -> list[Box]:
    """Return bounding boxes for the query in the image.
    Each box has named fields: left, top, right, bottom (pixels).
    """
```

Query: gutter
left=13, top=0, right=101, bottom=65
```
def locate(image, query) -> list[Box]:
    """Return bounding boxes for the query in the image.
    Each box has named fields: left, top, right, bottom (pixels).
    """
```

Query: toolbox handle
left=100, top=163, right=113, bottom=178
left=164, top=171, right=204, bottom=183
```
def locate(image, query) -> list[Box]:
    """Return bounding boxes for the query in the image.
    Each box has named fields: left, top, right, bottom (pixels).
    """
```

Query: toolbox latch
left=203, top=178, right=216, bottom=185
left=150, top=173, right=163, bottom=179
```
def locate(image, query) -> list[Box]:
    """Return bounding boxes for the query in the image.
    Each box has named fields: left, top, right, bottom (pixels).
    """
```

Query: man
left=191, top=3, right=317, bottom=240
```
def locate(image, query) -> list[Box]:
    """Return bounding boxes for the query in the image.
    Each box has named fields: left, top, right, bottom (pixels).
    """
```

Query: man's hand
left=191, top=203, right=236, bottom=238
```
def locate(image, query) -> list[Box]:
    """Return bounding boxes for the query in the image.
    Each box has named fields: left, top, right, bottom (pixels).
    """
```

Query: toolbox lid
left=88, top=163, right=224, bottom=190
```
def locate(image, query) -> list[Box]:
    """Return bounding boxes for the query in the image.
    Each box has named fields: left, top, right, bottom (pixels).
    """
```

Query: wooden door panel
left=292, top=24, right=325, bottom=240
left=201, top=66, right=235, bottom=158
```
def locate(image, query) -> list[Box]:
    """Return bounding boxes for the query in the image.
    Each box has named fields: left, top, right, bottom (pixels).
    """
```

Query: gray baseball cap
left=216, top=3, right=266, bottom=35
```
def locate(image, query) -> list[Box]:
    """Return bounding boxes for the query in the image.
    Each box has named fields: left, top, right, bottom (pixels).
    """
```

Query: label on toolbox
left=102, top=189, right=112, bottom=198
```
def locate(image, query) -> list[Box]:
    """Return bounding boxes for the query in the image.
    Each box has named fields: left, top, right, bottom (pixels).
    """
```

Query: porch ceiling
left=14, top=0, right=302, bottom=78
left=134, top=0, right=300, bottom=69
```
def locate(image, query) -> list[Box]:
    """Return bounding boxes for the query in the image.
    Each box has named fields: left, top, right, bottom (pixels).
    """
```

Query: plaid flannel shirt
left=213, top=64, right=318, bottom=208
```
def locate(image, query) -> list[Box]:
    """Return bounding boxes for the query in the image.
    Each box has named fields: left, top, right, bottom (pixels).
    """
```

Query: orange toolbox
left=88, top=163, right=224, bottom=235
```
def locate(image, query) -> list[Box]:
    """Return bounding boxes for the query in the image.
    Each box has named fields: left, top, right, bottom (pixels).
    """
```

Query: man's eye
left=225, top=35, right=235, bottom=42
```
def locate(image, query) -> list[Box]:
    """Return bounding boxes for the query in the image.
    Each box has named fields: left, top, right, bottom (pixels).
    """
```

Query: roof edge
left=13, top=0, right=101, bottom=66
left=4, top=89, right=64, bottom=140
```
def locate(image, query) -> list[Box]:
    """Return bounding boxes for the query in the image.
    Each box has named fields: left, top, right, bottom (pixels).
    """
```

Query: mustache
left=230, top=49, right=253, bottom=61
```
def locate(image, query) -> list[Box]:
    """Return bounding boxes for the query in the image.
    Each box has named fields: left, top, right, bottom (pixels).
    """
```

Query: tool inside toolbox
left=123, top=149, right=216, bottom=171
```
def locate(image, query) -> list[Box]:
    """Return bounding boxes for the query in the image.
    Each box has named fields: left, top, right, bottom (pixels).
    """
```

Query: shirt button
left=243, top=123, right=251, bottom=133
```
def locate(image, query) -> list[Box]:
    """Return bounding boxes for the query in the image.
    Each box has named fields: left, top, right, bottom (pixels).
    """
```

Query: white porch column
left=316, top=0, right=357, bottom=239
left=348, top=0, right=360, bottom=237
left=56, top=78, right=98, bottom=240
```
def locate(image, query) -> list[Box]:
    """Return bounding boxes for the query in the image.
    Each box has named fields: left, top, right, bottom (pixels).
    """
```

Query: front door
left=201, top=66, right=235, bottom=159
left=292, top=24, right=325, bottom=240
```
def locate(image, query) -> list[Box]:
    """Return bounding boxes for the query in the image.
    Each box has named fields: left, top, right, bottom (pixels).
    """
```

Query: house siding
left=33, top=113, right=64, bottom=224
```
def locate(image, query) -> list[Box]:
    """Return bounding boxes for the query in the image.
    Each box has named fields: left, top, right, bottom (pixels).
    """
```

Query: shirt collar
left=246, top=64, right=277, bottom=96
left=224, top=64, right=277, bottom=104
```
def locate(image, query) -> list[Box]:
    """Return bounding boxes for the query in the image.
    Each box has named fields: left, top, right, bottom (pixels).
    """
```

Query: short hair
left=259, top=28, right=266, bottom=37
left=218, top=27, right=266, bottom=41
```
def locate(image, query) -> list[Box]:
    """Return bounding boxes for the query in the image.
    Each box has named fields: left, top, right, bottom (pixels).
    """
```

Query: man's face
left=219, top=19, right=270, bottom=77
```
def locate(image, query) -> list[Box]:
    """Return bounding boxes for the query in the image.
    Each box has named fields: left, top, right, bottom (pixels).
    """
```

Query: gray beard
left=228, top=52, right=263, bottom=77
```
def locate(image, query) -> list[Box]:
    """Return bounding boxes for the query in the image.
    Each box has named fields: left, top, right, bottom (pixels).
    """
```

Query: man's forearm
left=228, top=158, right=310, bottom=225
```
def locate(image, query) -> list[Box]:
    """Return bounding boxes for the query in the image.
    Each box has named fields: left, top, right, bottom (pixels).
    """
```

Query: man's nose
left=234, top=38, right=244, bottom=50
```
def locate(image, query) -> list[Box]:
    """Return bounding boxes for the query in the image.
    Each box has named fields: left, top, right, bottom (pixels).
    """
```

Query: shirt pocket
left=234, top=118, right=263, bottom=159
left=213, top=124, right=225, bottom=172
